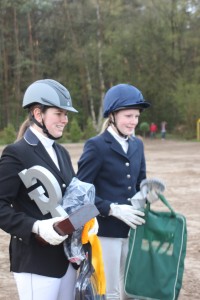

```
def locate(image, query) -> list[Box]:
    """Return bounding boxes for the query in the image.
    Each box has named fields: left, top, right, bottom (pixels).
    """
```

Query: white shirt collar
left=107, top=126, right=129, bottom=153
left=30, top=126, right=60, bottom=169
left=107, top=126, right=128, bottom=142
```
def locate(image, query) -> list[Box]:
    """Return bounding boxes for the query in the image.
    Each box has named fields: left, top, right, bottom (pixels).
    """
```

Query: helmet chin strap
left=110, top=113, right=128, bottom=139
left=30, top=114, right=61, bottom=140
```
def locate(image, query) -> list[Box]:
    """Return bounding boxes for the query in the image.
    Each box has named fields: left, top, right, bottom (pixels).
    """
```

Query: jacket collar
left=103, top=130, right=138, bottom=159
left=24, top=127, right=40, bottom=145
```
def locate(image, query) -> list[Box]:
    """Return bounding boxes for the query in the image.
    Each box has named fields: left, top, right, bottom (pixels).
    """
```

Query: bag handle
left=147, top=193, right=176, bottom=217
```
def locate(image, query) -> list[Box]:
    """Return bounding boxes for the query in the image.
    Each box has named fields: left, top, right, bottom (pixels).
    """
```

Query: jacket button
left=127, top=174, right=131, bottom=179
left=125, top=162, right=130, bottom=167
left=128, top=186, right=132, bottom=190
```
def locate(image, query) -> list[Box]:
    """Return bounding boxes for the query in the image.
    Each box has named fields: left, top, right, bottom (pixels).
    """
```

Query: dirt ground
left=0, top=139, right=200, bottom=299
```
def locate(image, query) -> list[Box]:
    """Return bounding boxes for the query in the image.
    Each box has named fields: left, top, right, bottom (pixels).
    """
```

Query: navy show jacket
left=0, top=128, right=75, bottom=278
left=77, top=130, right=146, bottom=238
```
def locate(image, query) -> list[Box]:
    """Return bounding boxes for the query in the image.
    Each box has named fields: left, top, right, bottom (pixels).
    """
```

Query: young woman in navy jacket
left=77, top=83, right=150, bottom=300
left=0, top=79, right=78, bottom=300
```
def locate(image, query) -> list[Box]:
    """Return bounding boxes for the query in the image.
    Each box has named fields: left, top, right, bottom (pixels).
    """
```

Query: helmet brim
left=114, top=102, right=150, bottom=111
left=23, top=102, right=78, bottom=113
left=60, top=106, right=78, bottom=113
left=104, top=102, right=150, bottom=117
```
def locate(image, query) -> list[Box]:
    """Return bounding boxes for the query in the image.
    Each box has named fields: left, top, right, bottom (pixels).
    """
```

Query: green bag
left=124, top=194, right=187, bottom=300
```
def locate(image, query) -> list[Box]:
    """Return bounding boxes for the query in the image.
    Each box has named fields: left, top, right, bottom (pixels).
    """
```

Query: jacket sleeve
left=0, top=145, right=36, bottom=243
left=135, top=138, right=146, bottom=192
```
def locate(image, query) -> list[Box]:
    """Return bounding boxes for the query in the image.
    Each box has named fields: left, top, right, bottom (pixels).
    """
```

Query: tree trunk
left=1, top=18, right=9, bottom=127
left=13, top=6, right=21, bottom=126
left=96, top=0, right=105, bottom=132
left=63, top=0, right=89, bottom=123
left=27, top=12, right=36, bottom=80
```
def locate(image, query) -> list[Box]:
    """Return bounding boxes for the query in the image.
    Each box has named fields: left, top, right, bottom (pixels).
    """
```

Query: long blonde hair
left=99, top=118, right=112, bottom=134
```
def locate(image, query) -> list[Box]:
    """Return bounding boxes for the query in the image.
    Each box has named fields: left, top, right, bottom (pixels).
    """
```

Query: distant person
left=150, top=122, right=157, bottom=139
left=161, top=121, right=167, bottom=140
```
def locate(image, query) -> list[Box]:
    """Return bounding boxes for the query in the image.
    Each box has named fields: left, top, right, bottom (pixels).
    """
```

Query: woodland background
left=0, top=0, right=200, bottom=140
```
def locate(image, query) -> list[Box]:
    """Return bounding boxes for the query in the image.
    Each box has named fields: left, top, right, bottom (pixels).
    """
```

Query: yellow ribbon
left=81, top=219, right=106, bottom=295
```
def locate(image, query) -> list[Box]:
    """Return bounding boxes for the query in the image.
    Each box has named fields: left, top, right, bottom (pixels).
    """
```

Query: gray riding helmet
left=22, top=79, right=78, bottom=113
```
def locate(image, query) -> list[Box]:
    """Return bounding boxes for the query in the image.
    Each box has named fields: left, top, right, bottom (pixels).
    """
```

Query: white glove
left=32, top=217, right=68, bottom=245
left=130, top=191, right=146, bottom=210
left=88, top=218, right=99, bottom=236
left=109, top=204, right=145, bottom=229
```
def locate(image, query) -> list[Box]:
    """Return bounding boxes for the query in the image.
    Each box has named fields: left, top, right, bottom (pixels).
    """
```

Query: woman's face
left=113, top=108, right=140, bottom=136
left=36, top=107, right=68, bottom=138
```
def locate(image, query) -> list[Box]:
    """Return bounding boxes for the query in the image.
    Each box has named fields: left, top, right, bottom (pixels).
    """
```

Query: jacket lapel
left=127, top=136, right=139, bottom=159
left=103, top=130, right=138, bottom=159
left=53, top=143, right=70, bottom=183
left=104, top=131, right=128, bottom=158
